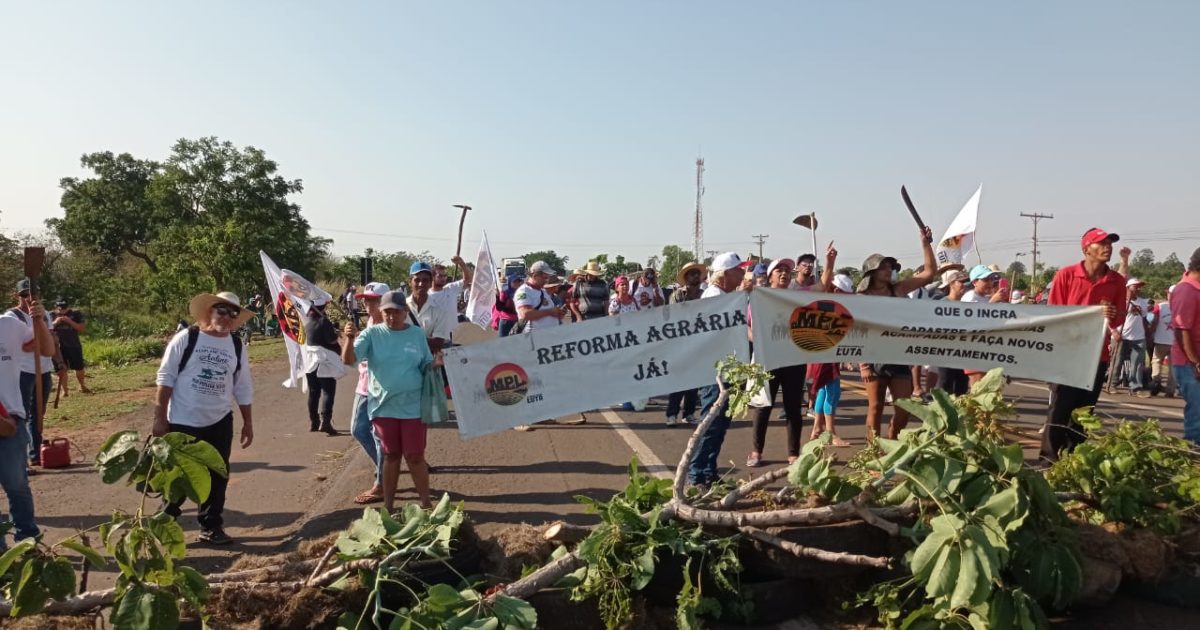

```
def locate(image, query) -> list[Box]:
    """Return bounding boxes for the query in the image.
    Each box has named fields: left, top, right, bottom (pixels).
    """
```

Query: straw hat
left=676, top=262, right=708, bottom=285
left=571, top=260, right=606, bottom=280
left=189, top=292, right=255, bottom=327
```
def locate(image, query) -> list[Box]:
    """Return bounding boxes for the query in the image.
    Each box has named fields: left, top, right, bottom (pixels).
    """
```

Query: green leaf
left=926, top=545, right=960, bottom=601
left=490, top=594, right=537, bottom=629
left=0, top=538, right=36, bottom=575
left=911, top=530, right=952, bottom=582
left=951, top=539, right=989, bottom=609
left=96, top=431, right=144, bottom=484
left=12, top=558, right=50, bottom=616
left=975, top=486, right=1025, bottom=532
left=174, top=565, right=210, bottom=608
left=59, top=538, right=107, bottom=569
left=42, top=557, right=77, bottom=600
left=631, top=547, right=657, bottom=591
left=991, top=443, right=1024, bottom=476
left=426, top=583, right=465, bottom=609
left=970, top=368, right=1006, bottom=395
left=337, top=508, right=388, bottom=557
left=112, top=583, right=180, bottom=630
left=148, top=513, right=187, bottom=560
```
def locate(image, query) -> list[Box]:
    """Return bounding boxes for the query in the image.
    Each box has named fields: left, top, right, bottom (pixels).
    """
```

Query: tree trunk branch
left=738, top=526, right=891, bottom=569
left=543, top=521, right=592, bottom=545
left=719, top=466, right=791, bottom=509
left=484, top=551, right=586, bottom=604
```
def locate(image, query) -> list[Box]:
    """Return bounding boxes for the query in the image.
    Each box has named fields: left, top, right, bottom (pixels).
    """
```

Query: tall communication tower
left=693, top=156, right=705, bottom=260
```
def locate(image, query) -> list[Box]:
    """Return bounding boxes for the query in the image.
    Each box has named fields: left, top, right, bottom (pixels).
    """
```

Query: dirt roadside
left=24, top=354, right=642, bottom=589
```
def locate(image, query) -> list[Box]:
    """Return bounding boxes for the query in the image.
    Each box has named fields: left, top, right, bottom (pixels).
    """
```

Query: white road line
left=1009, top=380, right=1184, bottom=419
left=597, top=409, right=674, bottom=479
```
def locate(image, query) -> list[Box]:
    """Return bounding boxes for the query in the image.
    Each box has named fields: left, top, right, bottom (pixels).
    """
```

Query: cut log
left=543, top=521, right=591, bottom=544
left=485, top=551, right=587, bottom=604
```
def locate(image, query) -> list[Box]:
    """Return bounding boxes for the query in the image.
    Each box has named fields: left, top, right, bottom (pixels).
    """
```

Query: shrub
left=84, top=336, right=167, bottom=367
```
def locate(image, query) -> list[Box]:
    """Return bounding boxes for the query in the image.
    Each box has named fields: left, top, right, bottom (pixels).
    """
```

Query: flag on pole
left=260, top=251, right=333, bottom=389
left=465, top=231, right=497, bottom=330
left=936, top=184, right=983, bottom=267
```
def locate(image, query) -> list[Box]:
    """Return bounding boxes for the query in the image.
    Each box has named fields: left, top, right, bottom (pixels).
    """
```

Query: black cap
left=15, top=278, right=31, bottom=294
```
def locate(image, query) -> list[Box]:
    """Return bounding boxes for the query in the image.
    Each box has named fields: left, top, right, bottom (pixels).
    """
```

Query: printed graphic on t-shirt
left=189, top=345, right=234, bottom=397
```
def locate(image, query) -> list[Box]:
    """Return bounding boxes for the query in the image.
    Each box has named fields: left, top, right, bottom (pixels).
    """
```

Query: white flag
left=465, top=230, right=497, bottom=330
left=936, top=184, right=982, bottom=267
left=260, top=251, right=333, bottom=389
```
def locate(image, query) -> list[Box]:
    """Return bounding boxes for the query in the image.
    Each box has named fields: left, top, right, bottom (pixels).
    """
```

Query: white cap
left=832, top=274, right=855, bottom=294
left=710, top=252, right=750, bottom=274
left=766, top=258, right=795, bottom=277
left=1010, top=290, right=1026, bottom=303
left=529, top=260, right=559, bottom=276
left=356, top=282, right=391, bottom=298
left=1126, top=277, right=1145, bottom=287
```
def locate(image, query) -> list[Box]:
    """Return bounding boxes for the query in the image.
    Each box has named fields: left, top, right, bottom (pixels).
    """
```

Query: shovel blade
left=792, top=214, right=818, bottom=230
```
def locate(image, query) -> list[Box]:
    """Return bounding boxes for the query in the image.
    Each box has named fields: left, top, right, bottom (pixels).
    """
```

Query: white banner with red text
left=443, top=292, right=750, bottom=438
left=748, top=289, right=1105, bottom=390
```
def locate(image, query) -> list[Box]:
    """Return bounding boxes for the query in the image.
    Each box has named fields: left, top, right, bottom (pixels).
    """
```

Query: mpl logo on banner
left=444, top=292, right=750, bottom=438
left=749, top=289, right=1105, bottom=390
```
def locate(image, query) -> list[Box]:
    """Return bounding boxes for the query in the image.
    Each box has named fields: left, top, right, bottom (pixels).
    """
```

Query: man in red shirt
left=1040, top=228, right=1128, bottom=461
left=1170, top=248, right=1200, bottom=445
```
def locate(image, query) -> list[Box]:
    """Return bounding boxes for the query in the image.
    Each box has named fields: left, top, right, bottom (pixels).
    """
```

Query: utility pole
left=693, top=157, right=705, bottom=261
left=751, top=234, right=769, bottom=260
left=1019, top=212, right=1053, bottom=295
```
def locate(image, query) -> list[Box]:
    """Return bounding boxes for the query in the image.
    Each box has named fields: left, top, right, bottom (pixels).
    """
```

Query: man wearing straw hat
left=570, top=260, right=610, bottom=322
left=154, top=291, right=255, bottom=545
left=663, top=261, right=707, bottom=427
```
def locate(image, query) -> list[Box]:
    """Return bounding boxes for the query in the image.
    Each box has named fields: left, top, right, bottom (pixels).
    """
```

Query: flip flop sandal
left=354, top=491, right=383, bottom=505
left=745, top=453, right=762, bottom=468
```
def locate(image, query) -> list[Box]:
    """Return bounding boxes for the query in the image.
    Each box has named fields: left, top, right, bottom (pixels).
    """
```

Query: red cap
left=1081, top=228, right=1119, bottom=249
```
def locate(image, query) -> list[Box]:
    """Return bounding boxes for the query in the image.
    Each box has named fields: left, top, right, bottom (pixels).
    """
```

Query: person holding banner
left=687, top=252, right=751, bottom=489
left=348, top=291, right=440, bottom=512
left=664, top=262, right=707, bottom=427
left=746, top=258, right=807, bottom=467
left=303, top=296, right=344, bottom=435
left=1041, top=228, right=1127, bottom=461
left=854, top=227, right=936, bottom=439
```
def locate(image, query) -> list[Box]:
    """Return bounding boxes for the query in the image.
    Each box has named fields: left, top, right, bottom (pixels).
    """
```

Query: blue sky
left=1, top=1, right=1197, bottom=273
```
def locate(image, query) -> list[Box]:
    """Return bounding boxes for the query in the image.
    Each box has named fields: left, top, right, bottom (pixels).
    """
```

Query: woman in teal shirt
left=346, top=291, right=438, bottom=511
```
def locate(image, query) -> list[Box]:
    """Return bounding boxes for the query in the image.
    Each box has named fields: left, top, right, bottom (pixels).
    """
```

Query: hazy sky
left=2, top=1, right=1197, bottom=273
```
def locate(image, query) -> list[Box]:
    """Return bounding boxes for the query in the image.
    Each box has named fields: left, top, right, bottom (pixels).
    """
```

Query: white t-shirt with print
left=1153, top=302, right=1174, bottom=345
left=8, top=309, right=54, bottom=374
left=0, top=312, right=35, bottom=418
left=156, top=329, right=254, bottom=428
left=1122, top=297, right=1150, bottom=341
left=609, top=295, right=640, bottom=315
left=514, top=284, right=560, bottom=332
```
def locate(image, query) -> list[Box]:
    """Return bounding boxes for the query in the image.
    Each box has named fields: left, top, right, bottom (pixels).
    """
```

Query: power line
left=1022, top=211, right=1051, bottom=295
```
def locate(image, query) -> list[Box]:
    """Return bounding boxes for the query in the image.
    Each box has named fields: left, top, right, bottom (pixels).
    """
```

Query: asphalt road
left=21, top=356, right=1192, bottom=593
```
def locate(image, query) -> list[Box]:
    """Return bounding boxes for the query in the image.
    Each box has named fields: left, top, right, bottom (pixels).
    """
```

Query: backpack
left=511, top=289, right=548, bottom=335
left=178, top=326, right=242, bottom=377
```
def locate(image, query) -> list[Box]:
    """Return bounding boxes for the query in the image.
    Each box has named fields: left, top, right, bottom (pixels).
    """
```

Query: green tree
left=48, top=137, right=329, bottom=310
left=52, top=152, right=166, bottom=271
left=657, top=245, right=695, bottom=286
left=591, top=253, right=642, bottom=280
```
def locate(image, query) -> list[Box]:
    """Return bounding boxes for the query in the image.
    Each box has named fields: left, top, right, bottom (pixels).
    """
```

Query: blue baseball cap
left=409, top=261, right=433, bottom=275
left=968, top=264, right=1000, bottom=282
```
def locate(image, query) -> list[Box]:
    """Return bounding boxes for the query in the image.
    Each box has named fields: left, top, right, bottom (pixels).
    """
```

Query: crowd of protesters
left=3, top=225, right=1200, bottom=548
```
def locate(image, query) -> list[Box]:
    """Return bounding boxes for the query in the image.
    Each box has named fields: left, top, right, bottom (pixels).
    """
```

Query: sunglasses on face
left=213, top=305, right=241, bottom=318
